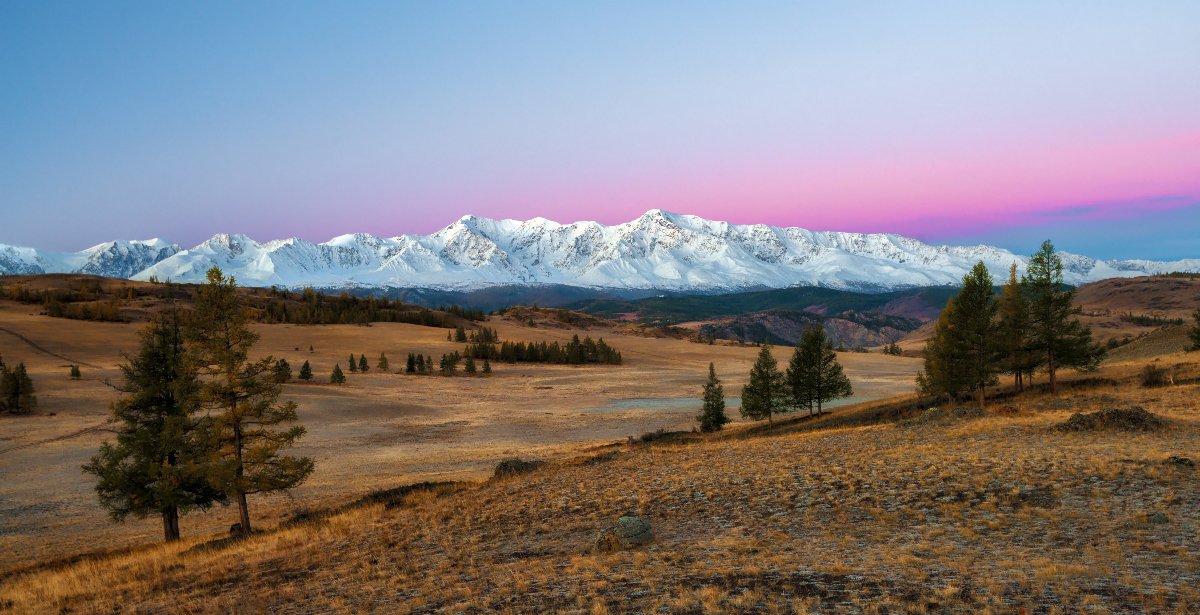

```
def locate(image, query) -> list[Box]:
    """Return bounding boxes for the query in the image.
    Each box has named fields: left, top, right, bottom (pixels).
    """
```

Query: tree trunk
left=1048, top=353, right=1057, bottom=395
left=233, top=419, right=251, bottom=535
left=162, top=506, right=180, bottom=542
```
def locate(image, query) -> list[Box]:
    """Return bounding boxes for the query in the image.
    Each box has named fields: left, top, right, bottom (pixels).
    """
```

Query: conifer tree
left=330, top=363, right=345, bottom=384
left=70, top=365, right=82, bottom=380
left=454, top=326, right=467, bottom=342
left=740, top=345, right=786, bottom=422
left=997, top=263, right=1038, bottom=390
left=787, top=326, right=852, bottom=415
left=298, top=360, right=313, bottom=382
left=447, top=330, right=452, bottom=341
left=186, top=267, right=313, bottom=535
left=377, top=353, right=389, bottom=371
left=406, top=353, right=416, bottom=373
left=482, top=358, right=492, bottom=374
left=1, top=361, right=36, bottom=415
left=917, top=263, right=1004, bottom=408
left=358, top=354, right=369, bottom=373
left=83, top=311, right=222, bottom=541
left=1022, top=241, right=1103, bottom=393
left=464, top=355, right=476, bottom=374
left=917, top=298, right=964, bottom=401
left=697, top=363, right=729, bottom=432
left=416, top=354, right=426, bottom=373
left=348, top=354, right=358, bottom=372
left=1188, top=308, right=1200, bottom=352
left=953, top=262, right=1004, bottom=409
left=271, top=358, right=292, bottom=383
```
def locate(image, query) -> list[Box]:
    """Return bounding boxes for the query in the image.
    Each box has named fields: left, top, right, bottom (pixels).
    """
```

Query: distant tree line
left=918, top=241, right=1104, bottom=408
left=1118, top=312, right=1185, bottom=327
left=256, top=287, right=479, bottom=328
left=464, top=334, right=622, bottom=365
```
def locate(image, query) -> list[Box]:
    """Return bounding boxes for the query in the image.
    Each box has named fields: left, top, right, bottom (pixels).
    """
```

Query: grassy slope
left=4, top=361, right=1198, bottom=613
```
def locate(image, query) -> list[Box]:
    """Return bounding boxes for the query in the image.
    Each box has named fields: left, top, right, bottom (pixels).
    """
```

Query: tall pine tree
left=787, top=326, right=852, bottom=415
left=697, top=362, right=729, bottom=432
left=918, top=262, right=1004, bottom=408
left=997, top=263, right=1039, bottom=391
left=1022, top=241, right=1102, bottom=393
left=741, top=345, right=786, bottom=422
left=187, top=267, right=313, bottom=535
left=83, top=311, right=223, bottom=541
left=953, top=262, right=1004, bottom=409
left=298, top=360, right=313, bottom=382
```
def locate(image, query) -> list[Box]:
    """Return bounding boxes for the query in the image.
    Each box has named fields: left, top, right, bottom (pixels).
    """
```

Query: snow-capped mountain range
left=2, top=210, right=1197, bottom=292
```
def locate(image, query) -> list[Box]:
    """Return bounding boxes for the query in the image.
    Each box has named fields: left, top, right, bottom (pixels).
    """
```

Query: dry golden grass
left=1, top=356, right=1197, bottom=613
left=0, top=298, right=920, bottom=573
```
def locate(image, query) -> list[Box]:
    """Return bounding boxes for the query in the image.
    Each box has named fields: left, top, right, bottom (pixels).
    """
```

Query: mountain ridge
left=3, top=210, right=1198, bottom=291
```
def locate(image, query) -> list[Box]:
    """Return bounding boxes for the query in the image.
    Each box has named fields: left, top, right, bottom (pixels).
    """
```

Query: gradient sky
left=3, top=1, right=1199, bottom=259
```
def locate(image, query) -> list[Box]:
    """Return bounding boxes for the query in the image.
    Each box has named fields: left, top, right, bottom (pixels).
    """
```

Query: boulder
left=594, top=515, right=654, bottom=552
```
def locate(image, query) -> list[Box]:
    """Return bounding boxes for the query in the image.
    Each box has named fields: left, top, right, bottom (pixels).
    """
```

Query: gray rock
left=595, top=515, right=654, bottom=552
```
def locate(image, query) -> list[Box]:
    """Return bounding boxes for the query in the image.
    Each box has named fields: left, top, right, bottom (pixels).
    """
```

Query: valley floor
left=0, top=300, right=918, bottom=572
left=2, top=357, right=1198, bottom=613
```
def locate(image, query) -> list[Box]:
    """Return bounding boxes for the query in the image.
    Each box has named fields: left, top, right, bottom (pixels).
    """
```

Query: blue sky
left=2, top=1, right=1198, bottom=259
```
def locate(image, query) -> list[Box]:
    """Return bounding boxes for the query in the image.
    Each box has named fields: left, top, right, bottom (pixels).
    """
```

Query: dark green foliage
left=1118, top=313, right=1185, bottom=327
left=439, top=353, right=461, bottom=376
left=70, top=364, right=82, bottom=380
left=882, top=342, right=903, bottom=356
left=740, top=345, right=786, bottom=422
left=1187, top=308, right=1200, bottom=352
left=298, top=360, right=313, bottom=381
left=482, top=358, right=492, bottom=375
left=271, top=358, right=292, bottom=383
left=348, top=354, right=358, bottom=372
left=377, top=353, right=389, bottom=371
left=0, top=360, right=37, bottom=415
left=415, top=354, right=427, bottom=373
left=464, top=355, right=476, bottom=374
left=786, top=326, right=853, bottom=415
left=917, top=262, right=1004, bottom=408
left=187, top=267, right=313, bottom=534
left=465, top=334, right=622, bottom=365
left=454, top=326, right=467, bottom=342
left=998, top=263, right=1040, bottom=391
left=82, top=311, right=222, bottom=541
left=697, top=363, right=729, bottom=432
left=257, top=288, right=474, bottom=327
left=405, top=353, right=416, bottom=373
left=358, top=354, right=369, bottom=373
left=330, top=364, right=346, bottom=384
left=1022, top=241, right=1103, bottom=393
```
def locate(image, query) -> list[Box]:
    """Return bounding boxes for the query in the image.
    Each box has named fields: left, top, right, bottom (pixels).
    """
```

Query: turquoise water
left=584, top=396, right=867, bottom=413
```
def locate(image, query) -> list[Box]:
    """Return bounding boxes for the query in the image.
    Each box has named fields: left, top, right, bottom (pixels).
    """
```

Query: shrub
left=1139, top=364, right=1172, bottom=388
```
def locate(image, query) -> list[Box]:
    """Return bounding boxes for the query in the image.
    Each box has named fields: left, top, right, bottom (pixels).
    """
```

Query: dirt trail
left=0, top=423, right=111, bottom=456
left=0, top=325, right=103, bottom=369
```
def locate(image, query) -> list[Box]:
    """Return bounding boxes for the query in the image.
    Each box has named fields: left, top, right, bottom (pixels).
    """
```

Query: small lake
left=583, top=396, right=868, bottom=413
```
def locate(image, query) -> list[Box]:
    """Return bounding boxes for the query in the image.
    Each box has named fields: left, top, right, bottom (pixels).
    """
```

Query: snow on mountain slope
left=3, top=211, right=1198, bottom=291
left=0, top=239, right=181, bottom=279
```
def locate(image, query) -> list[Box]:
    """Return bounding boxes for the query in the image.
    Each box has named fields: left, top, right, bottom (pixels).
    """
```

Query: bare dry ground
left=0, top=300, right=921, bottom=573
left=1, top=354, right=1197, bottom=613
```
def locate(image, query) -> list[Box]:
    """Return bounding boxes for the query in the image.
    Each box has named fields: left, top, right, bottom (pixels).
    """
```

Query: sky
left=2, top=1, right=1199, bottom=259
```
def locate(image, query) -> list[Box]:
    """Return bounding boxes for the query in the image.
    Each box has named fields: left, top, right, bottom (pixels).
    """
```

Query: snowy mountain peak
left=2, top=211, right=1198, bottom=291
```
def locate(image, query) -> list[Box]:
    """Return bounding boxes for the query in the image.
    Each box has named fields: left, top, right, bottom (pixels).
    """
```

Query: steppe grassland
left=0, top=300, right=920, bottom=570
left=3, top=357, right=1197, bottom=613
